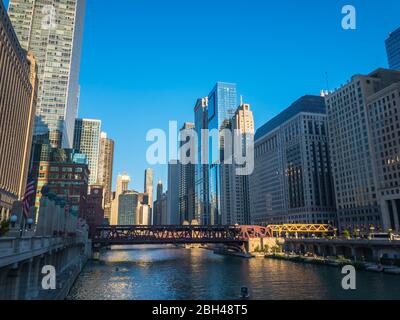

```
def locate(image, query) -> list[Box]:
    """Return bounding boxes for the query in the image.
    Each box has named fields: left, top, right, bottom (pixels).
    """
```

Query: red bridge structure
left=92, top=225, right=272, bottom=248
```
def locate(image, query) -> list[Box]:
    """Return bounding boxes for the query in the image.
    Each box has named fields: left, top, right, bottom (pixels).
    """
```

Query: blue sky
left=4, top=0, right=400, bottom=192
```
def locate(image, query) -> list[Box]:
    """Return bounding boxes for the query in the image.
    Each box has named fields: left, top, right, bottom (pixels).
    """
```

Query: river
left=67, top=245, right=400, bottom=300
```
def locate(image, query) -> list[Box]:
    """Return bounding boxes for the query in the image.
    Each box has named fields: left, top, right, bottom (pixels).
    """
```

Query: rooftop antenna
left=325, top=72, right=330, bottom=92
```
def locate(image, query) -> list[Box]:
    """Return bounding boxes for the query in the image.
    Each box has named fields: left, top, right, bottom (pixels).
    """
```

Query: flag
left=23, top=179, right=35, bottom=219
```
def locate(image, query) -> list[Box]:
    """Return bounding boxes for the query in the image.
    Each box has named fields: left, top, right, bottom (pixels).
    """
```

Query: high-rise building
left=0, top=1, right=38, bottom=221
left=367, top=80, right=400, bottom=231
left=144, top=168, right=153, bottom=214
left=224, top=102, right=254, bottom=225
left=97, top=132, right=114, bottom=219
left=30, top=145, right=89, bottom=218
left=167, top=161, right=180, bottom=225
left=325, top=68, right=400, bottom=232
left=250, top=95, right=336, bottom=226
left=73, top=119, right=101, bottom=186
left=153, top=181, right=164, bottom=225
left=194, top=83, right=237, bottom=225
left=194, top=97, right=210, bottom=225
left=8, top=0, right=86, bottom=148
left=386, top=27, right=400, bottom=70
left=179, top=123, right=196, bottom=224
left=110, top=173, right=131, bottom=225
left=118, top=190, right=139, bottom=225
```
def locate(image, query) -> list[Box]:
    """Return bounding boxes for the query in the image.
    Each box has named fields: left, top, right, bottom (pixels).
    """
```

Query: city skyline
left=3, top=0, right=398, bottom=192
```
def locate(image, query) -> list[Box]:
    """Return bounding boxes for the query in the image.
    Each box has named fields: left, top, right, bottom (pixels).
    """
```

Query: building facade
left=97, top=132, right=114, bottom=219
left=144, top=168, right=153, bottom=218
left=325, top=69, right=400, bottom=232
left=110, top=173, right=131, bottom=225
left=179, top=123, right=196, bottom=224
left=386, top=27, right=400, bottom=70
left=167, top=161, right=180, bottom=225
left=8, top=0, right=86, bottom=148
left=118, top=190, right=139, bottom=225
left=85, top=185, right=104, bottom=237
left=366, top=80, right=400, bottom=231
left=73, top=119, right=101, bottom=186
left=153, top=181, right=164, bottom=225
left=0, top=1, right=38, bottom=221
left=224, top=102, right=254, bottom=225
left=30, top=145, right=89, bottom=218
left=250, top=95, right=336, bottom=226
left=194, top=97, right=210, bottom=225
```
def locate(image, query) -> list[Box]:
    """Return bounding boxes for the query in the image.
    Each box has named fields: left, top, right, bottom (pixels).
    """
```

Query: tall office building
left=153, top=181, right=164, bottom=225
left=224, top=102, right=254, bottom=225
left=144, top=168, right=153, bottom=210
left=167, top=161, right=180, bottom=225
left=73, top=119, right=101, bottom=186
left=325, top=69, right=400, bottom=232
left=250, top=95, right=336, bottom=226
left=179, top=122, right=196, bottom=224
left=97, top=132, right=114, bottom=219
left=386, top=27, right=400, bottom=70
left=206, top=82, right=238, bottom=225
left=0, top=1, right=38, bottom=221
left=194, top=97, right=210, bottom=225
left=118, top=190, right=139, bottom=225
left=8, top=0, right=86, bottom=148
left=110, top=173, right=131, bottom=225
left=367, top=80, right=400, bottom=231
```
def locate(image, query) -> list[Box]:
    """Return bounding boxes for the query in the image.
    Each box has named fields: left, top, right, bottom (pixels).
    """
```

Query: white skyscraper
left=8, top=0, right=86, bottom=148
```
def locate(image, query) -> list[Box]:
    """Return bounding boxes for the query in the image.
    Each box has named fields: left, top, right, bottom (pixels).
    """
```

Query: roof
left=255, top=95, right=326, bottom=141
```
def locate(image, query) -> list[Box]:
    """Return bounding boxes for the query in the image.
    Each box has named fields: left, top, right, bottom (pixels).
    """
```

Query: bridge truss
left=267, top=224, right=335, bottom=237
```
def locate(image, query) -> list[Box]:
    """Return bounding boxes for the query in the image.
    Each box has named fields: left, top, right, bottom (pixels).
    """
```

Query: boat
left=383, top=266, right=400, bottom=275
left=365, top=264, right=384, bottom=273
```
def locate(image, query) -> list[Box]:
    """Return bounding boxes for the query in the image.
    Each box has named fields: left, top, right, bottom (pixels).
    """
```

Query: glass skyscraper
left=206, top=82, right=237, bottom=225
left=8, top=0, right=86, bottom=148
left=386, top=27, right=400, bottom=70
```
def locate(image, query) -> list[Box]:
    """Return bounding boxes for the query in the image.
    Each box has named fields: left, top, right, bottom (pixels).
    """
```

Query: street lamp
left=10, top=215, right=18, bottom=228
left=26, top=218, right=34, bottom=230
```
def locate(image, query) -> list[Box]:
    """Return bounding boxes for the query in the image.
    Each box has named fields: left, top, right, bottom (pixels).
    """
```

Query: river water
left=67, top=245, right=400, bottom=300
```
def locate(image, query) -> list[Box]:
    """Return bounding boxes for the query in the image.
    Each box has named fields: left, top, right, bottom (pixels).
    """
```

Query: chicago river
left=68, top=246, right=400, bottom=300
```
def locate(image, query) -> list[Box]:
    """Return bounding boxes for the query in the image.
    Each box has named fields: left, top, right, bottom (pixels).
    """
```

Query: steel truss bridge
left=92, top=225, right=271, bottom=247
left=92, top=224, right=334, bottom=247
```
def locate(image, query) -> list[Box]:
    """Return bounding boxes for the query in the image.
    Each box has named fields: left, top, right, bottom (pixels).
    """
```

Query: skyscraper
left=73, top=119, right=101, bottom=186
left=207, top=82, right=237, bottom=225
left=325, top=68, right=400, bottom=232
left=118, top=190, right=139, bottom=225
left=97, top=132, right=114, bottom=219
left=179, top=122, right=196, bottom=224
left=110, top=173, right=131, bottom=225
left=153, top=181, right=164, bottom=225
left=0, top=1, right=38, bottom=221
left=250, top=95, right=336, bottom=226
left=8, top=0, right=86, bottom=148
left=386, top=27, right=400, bottom=70
left=225, top=102, right=254, bottom=225
left=167, top=161, right=180, bottom=225
left=144, top=168, right=154, bottom=211
left=194, top=97, right=210, bottom=225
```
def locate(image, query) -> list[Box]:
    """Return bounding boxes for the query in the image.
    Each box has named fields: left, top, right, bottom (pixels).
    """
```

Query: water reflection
left=68, top=245, right=400, bottom=300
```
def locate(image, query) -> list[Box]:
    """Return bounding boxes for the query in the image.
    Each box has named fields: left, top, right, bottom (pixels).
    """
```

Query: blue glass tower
left=207, top=82, right=237, bottom=225
left=386, top=27, right=400, bottom=70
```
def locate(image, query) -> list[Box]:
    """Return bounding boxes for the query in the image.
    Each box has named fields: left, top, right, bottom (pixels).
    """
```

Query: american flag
left=23, top=179, right=36, bottom=219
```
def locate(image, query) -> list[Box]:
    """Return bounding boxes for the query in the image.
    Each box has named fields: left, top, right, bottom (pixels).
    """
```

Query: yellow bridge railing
left=267, top=224, right=335, bottom=236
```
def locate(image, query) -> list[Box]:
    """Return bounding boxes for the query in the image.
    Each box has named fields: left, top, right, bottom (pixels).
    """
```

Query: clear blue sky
left=4, top=0, right=400, bottom=192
